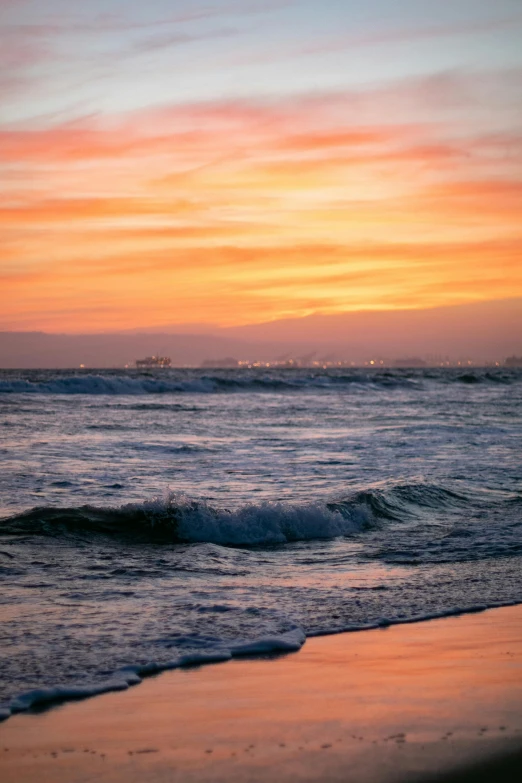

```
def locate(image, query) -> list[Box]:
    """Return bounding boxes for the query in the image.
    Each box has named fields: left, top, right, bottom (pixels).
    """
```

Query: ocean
left=1, top=367, right=521, bottom=720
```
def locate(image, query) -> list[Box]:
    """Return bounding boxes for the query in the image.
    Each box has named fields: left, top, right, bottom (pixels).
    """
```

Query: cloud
left=1, top=1, right=291, bottom=41
left=1, top=64, right=520, bottom=330
left=0, top=2, right=282, bottom=100
left=129, top=26, right=238, bottom=55
left=3, top=70, right=519, bottom=169
left=4, top=234, right=521, bottom=332
left=0, top=35, right=52, bottom=70
left=246, top=12, right=522, bottom=63
left=0, top=196, right=202, bottom=224
left=5, top=235, right=520, bottom=279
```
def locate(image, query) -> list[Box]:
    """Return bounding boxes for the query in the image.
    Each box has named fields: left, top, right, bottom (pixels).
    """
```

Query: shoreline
left=1, top=603, right=521, bottom=782
left=2, top=599, right=521, bottom=722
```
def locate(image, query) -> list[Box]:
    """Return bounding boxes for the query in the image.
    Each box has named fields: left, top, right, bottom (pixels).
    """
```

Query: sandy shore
left=1, top=604, right=521, bottom=782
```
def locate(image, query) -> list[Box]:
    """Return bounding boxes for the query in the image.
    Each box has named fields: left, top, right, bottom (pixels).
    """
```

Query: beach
left=3, top=0, right=522, bottom=777
left=1, top=368, right=521, bottom=779
left=1, top=604, right=521, bottom=782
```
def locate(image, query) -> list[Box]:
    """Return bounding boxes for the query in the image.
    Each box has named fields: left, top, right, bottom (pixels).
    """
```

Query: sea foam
left=2, top=627, right=307, bottom=720
left=3, top=602, right=521, bottom=722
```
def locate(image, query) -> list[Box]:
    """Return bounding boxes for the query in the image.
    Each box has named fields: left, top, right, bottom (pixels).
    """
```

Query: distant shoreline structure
left=199, top=357, right=511, bottom=370
left=135, top=355, right=171, bottom=368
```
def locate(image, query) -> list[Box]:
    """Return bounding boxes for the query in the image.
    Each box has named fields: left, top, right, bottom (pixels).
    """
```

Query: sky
left=1, top=0, right=521, bottom=332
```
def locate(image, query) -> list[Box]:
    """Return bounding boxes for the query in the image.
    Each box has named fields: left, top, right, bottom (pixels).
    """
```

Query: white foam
left=9, top=678, right=133, bottom=713
left=231, top=627, right=306, bottom=655
left=4, top=601, right=521, bottom=722
left=126, top=492, right=370, bottom=546
left=4, top=627, right=306, bottom=719
left=177, top=651, right=232, bottom=667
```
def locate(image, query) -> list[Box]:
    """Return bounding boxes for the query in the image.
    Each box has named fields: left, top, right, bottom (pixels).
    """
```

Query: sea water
left=0, top=367, right=521, bottom=719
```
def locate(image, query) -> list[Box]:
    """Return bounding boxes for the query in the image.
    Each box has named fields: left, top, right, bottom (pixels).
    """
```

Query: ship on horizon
left=135, top=355, right=172, bottom=368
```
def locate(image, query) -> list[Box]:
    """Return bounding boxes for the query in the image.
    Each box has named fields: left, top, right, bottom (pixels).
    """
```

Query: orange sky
left=1, top=2, right=521, bottom=331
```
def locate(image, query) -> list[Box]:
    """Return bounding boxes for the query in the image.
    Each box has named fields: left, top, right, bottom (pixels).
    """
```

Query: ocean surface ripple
left=0, top=367, right=521, bottom=720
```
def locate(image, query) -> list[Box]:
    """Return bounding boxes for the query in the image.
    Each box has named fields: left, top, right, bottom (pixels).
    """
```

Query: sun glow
left=1, top=2, right=521, bottom=331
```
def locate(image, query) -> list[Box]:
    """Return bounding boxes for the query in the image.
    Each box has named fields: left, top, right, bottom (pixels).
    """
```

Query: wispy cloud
left=304, top=13, right=522, bottom=54
left=1, top=41, right=521, bottom=330
left=129, top=26, right=238, bottom=54
left=3, top=235, right=521, bottom=332
left=1, top=0, right=292, bottom=39
left=232, top=12, right=522, bottom=67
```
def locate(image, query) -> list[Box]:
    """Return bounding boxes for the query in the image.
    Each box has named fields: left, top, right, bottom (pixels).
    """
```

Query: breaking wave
left=0, top=482, right=469, bottom=546
left=0, top=368, right=518, bottom=395
left=1, top=480, right=520, bottom=722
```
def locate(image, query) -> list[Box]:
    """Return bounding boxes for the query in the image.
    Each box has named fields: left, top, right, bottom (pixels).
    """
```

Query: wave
left=0, top=368, right=518, bottom=395
left=0, top=375, right=218, bottom=395
left=0, top=482, right=469, bottom=546
left=2, top=600, right=521, bottom=722
left=0, top=372, right=413, bottom=395
left=0, top=626, right=307, bottom=721
left=0, top=478, right=519, bottom=722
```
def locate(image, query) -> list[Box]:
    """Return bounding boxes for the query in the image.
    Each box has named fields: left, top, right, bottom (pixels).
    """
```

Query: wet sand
left=1, top=604, right=521, bottom=782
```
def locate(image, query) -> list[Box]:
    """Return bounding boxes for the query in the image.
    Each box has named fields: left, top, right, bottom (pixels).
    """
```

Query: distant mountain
left=220, top=297, right=520, bottom=339
left=219, top=298, right=522, bottom=360
left=0, top=332, right=250, bottom=369
left=0, top=332, right=313, bottom=369
left=0, top=298, right=520, bottom=368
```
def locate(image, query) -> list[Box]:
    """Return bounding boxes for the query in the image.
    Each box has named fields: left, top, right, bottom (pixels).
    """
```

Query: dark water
left=0, top=367, right=521, bottom=720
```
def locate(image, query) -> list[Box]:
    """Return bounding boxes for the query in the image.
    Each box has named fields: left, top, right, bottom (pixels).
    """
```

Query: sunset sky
left=1, top=0, right=521, bottom=332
